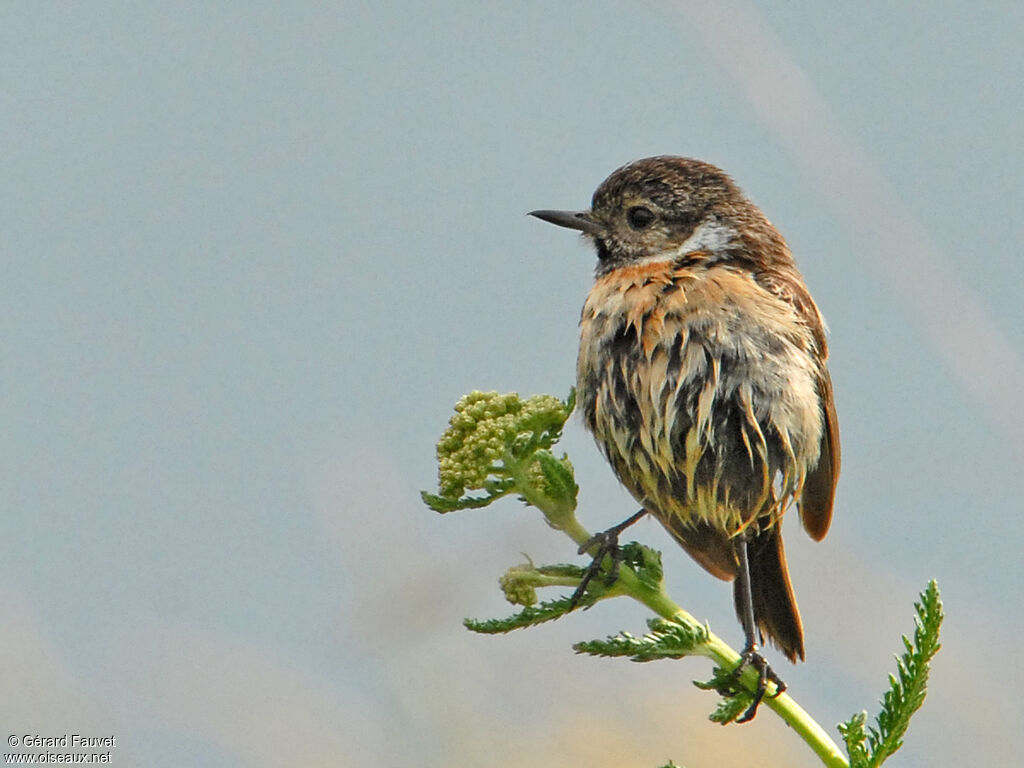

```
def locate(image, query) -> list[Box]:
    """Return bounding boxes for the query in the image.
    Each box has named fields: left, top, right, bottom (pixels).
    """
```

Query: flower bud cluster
left=435, top=391, right=566, bottom=499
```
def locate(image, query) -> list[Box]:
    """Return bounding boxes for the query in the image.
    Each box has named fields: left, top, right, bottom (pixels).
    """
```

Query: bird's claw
left=567, top=529, right=622, bottom=609
left=567, top=509, right=647, bottom=610
left=731, top=646, right=786, bottom=723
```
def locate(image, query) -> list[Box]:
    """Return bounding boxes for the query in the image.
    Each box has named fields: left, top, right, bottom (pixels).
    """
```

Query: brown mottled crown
left=592, top=156, right=741, bottom=216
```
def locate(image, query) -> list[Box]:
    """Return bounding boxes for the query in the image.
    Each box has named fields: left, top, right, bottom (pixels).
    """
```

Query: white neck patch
left=674, top=218, right=737, bottom=258
left=625, top=217, right=740, bottom=267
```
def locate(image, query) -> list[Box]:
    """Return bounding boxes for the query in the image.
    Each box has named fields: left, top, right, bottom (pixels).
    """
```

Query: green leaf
left=574, top=616, right=707, bottom=661
left=573, top=631, right=650, bottom=659
left=841, top=580, right=943, bottom=767
left=692, top=665, right=758, bottom=726
left=534, top=450, right=578, bottom=504
left=839, top=711, right=870, bottom=768
left=708, top=692, right=755, bottom=725
left=464, top=595, right=593, bottom=634
left=563, top=386, right=577, bottom=414
left=420, top=489, right=508, bottom=513
left=693, top=665, right=736, bottom=693
left=619, top=542, right=663, bottom=591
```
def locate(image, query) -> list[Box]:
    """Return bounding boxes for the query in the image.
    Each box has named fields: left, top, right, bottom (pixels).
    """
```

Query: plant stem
left=548, top=504, right=849, bottom=768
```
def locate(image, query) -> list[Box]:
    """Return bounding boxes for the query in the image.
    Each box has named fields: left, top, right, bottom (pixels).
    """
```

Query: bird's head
left=531, top=156, right=787, bottom=275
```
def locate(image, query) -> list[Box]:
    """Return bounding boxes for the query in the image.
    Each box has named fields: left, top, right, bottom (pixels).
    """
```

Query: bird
left=529, top=156, right=839, bottom=719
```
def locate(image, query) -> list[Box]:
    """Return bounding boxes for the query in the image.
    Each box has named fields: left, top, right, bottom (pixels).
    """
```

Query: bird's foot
left=731, top=645, right=786, bottom=723
left=568, top=509, right=646, bottom=609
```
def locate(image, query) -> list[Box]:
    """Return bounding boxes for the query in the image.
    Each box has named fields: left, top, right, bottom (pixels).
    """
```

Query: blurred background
left=2, top=1, right=1021, bottom=765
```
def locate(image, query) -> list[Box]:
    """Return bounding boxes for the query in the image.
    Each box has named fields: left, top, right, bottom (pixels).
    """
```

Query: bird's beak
left=528, top=209, right=602, bottom=236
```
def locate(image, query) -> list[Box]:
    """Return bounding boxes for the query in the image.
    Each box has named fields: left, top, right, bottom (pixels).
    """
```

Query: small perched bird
left=531, top=156, right=839, bottom=717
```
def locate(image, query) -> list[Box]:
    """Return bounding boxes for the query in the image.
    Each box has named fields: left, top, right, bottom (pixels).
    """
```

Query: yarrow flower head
left=422, top=390, right=575, bottom=513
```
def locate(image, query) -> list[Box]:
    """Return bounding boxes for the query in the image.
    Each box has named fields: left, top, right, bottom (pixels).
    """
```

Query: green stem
left=532, top=492, right=848, bottom=768
left=513, top=570, right=588, bottom=591
left=506, top=452, right=590, bottom=542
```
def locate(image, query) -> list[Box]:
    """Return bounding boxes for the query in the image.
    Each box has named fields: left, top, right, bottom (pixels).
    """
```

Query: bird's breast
left=577, top=259, right=824, bottom=533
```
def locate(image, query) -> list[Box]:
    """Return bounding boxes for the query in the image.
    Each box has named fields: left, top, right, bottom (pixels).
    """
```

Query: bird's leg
left=568, top=508, right=648, bottom=609
left=731, top=533, right=786, bottom=722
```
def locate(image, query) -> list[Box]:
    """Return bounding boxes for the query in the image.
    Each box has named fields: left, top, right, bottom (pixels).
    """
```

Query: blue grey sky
left=2, top=1, right=1021, bottom=765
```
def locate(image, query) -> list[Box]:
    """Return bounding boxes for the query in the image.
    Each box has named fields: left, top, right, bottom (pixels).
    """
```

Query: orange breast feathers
left=580, top=259, right=815, bottom=357
left=580, top=260, right=694, bottom=358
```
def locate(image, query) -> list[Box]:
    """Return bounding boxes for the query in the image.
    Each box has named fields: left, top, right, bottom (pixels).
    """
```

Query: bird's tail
left=734, top=528, right=805, bottom=662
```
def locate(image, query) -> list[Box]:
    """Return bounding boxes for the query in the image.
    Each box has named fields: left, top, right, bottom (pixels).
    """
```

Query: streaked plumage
left=532, top=156, right=839, bottom=664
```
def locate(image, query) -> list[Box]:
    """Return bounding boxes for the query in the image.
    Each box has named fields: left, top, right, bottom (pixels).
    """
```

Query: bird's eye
left=626, top=206, right=655, bottom=230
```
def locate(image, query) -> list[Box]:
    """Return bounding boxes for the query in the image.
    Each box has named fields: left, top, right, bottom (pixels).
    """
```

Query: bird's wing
left=801, top=367, right=840, bottom=540
left=757, top=268, right=840, bottom=541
